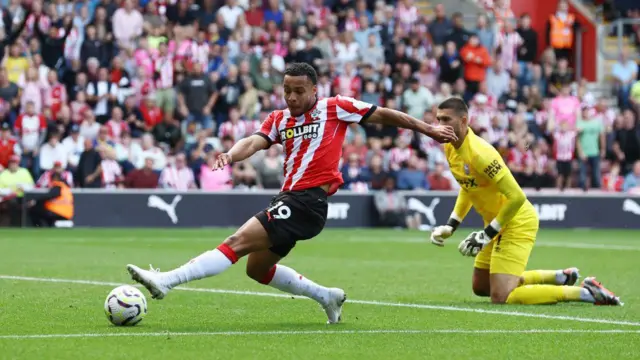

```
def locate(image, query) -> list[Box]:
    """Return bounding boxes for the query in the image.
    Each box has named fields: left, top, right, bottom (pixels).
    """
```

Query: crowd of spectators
left=0, top=0, right=640, bottom=200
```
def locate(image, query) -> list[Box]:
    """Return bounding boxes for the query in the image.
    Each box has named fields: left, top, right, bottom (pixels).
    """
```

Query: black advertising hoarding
left=25, top=189, right=640, bottom=229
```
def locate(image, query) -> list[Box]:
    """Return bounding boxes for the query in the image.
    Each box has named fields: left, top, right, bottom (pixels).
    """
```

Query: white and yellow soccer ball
left=104, top=285, right=148, bottom=326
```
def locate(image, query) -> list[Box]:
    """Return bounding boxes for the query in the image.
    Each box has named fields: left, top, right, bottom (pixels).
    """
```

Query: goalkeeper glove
left=430, top=225, right=453, bottom=246
left=458, top=221, right=500, bottom=257
left=430, top=218, right=460, bottom=247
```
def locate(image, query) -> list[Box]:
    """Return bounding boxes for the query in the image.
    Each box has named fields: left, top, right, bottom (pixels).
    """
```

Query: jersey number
left=267, top=201, right=291, bottom=220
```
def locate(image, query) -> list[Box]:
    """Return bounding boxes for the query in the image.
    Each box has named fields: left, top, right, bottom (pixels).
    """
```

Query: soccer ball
left=104, top=285, right=147, bottom=326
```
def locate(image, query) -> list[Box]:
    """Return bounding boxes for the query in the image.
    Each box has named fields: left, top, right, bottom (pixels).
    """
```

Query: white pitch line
left=345, top=236, right=640, bottom=251
left=1, top=275, right=638, bottom=327
left=1, top=329, right=640, bottom=340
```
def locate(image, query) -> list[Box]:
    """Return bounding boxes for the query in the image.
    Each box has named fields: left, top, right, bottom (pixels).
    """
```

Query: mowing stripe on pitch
left=1, top=275, right=637, bottom=327
left=1, top=329, right=640, bottom=340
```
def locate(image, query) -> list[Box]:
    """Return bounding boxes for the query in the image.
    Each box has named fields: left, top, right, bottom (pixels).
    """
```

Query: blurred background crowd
left=0, top=0, right=640, bottom=200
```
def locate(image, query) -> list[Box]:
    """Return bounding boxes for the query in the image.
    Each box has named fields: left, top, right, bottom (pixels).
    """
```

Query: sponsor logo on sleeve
left=483, top=159, right=503, bottom=179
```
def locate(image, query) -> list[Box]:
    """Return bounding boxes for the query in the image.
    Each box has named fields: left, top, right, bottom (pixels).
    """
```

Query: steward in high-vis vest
left=546, top=0, right=580, bottom=61
left=27, top=172, right=74, bottom=227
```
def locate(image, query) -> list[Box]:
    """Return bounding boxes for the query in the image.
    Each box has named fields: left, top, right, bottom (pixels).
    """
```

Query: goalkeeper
left=430, top=98, right=622, bottom=306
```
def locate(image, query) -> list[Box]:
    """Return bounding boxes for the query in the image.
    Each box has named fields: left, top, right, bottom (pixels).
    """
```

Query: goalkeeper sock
left=163, top=244, right=238, bottom=287
left=506, top=285, right=596, bottom=305
left=521, top=269, right=575, bottom=285
left=260, top=265, right=331, bottom=306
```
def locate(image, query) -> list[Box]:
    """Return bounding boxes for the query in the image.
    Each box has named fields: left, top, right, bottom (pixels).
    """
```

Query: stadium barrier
left=24, top=189, right=640, bottom=229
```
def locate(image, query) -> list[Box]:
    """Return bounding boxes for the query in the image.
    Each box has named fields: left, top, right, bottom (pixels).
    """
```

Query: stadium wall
left=27, top=190, right=640, bottom=229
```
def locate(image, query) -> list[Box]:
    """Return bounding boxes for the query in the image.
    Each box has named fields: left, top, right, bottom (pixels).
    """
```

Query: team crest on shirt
left=310, top=108, right=321, bottom=120
left=463, top=164, right=470, bottom=175
left=280, top=123, right=321, bottom=141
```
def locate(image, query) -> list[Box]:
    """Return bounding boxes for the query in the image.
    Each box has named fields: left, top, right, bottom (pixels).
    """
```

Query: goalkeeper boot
left=562, top=267, right=581, bottom=285
left=323, top=288, right=347, bottom=324
left=126, top=264, right=171, bottom=300
left=581, top=277, right=623, bottom=306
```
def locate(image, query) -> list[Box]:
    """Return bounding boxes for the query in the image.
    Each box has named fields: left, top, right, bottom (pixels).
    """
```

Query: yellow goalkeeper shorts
left=474, top=215, right=539, bottom=276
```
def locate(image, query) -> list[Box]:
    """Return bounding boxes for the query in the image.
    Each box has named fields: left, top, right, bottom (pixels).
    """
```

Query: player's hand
left=430, top=225, right=454, bottom=247
left=430, top=124, right=458, bottom=143
left=212, top=153, right=232, bottom=170
left=458, top=231, right=491, bottom=257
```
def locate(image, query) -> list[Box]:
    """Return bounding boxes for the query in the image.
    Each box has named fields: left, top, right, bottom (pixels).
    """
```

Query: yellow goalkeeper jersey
left=443, top=129, right=537, bottom=229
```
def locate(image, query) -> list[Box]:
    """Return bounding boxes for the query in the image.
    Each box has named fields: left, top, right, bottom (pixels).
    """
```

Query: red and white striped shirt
left=190, top=42, right=210, bottom=68
left=257, top=95, right=376, bottom=195
left=389, top=147, right=414, bottom=171
left=15, top=114, right=47, bottom=152
left=508, top=148, right=533, bottom=168
left=105, top=120, right=129, bottom=142
left=159, top=166, right=195, bottom=190
left=495, top=30, right=523, bottom=71
left=468, top=106, right=495, bottom=131
left=101, top=159, right=123, bottom=189
left=44, top=83, right=67, bottom=120
left=37, top=170, right=74, bottom=188
left=553, top=130, right=577, bottom=161
left=154, top=55, right=174, bottom=89
left=533, top=153, right=549, bottom=174
left=218, top=121, right=250, bottom=142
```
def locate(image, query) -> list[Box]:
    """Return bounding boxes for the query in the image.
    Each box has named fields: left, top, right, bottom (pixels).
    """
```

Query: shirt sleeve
left=254, top=111, right=280, bottom=145
left=471, top=142, right=508, bottom=185
left=334, top=95, right=377, bottom=124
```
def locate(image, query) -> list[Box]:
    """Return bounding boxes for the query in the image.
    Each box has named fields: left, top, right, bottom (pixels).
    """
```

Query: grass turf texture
left=1, top=228, right=639, bottom=359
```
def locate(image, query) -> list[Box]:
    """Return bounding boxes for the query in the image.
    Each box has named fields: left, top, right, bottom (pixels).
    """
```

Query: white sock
left=162, top=247, right=235, bottom=288
left=579, top=288, right=596, bottom=303
left=267, top=265, right=331, bottom=306
left=554, top=270, right=568, bottom=285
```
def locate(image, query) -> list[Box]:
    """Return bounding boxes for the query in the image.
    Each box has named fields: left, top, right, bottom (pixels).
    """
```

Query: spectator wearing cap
left=0, top=154, right=34, bottom=198
left=0, top=122, right=20, bottom=171
left=62, top=124, right=84, bottom=172
left=178, top=62, right=217, bottom=134
left=36, top=160, right=74, bottom=188
left=460, top=34, right=492, bottom=96
left=159, top=153, right=196, bottom=190
left=403, top=77, right=435, bottom=121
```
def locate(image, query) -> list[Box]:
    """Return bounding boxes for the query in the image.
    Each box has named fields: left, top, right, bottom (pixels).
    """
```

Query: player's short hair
left=284, top=63, right=318, bottom=85
left=437, top=97, right=468, bottom=117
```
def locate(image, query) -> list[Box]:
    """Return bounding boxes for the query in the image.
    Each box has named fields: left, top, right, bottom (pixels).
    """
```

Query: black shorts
left=255, top=187, right=328, bottom=257
left=556, top=161, right=572, bottom=177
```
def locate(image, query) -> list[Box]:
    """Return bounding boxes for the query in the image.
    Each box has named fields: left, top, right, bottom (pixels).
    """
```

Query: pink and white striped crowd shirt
left=159, top=166, right=195, bottom=190
left=101, top=159, right=123, bottom=189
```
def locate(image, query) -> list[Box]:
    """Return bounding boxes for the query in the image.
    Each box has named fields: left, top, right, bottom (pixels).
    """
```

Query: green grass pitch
left=1, top=228, right=640, bottom=359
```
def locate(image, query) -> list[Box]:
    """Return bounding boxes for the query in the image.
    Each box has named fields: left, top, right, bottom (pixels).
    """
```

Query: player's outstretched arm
left=366, top=107, right=457, bottom=143
left=213, top=134, right=269, bottom=170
